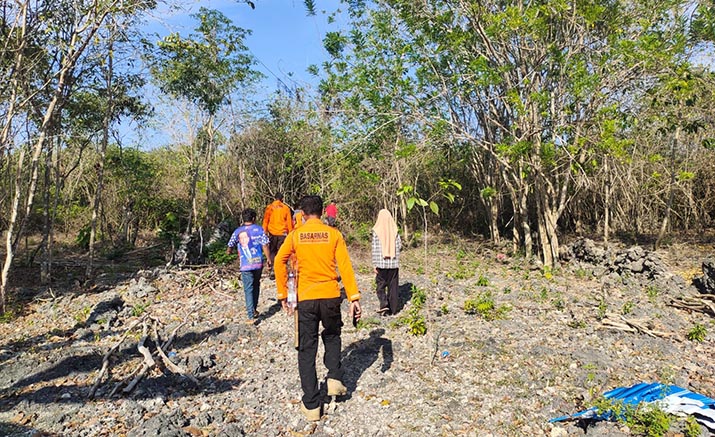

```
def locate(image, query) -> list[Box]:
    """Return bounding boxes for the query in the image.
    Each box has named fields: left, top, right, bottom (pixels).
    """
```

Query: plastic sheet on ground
left=550, top=382, right=715, bottom=432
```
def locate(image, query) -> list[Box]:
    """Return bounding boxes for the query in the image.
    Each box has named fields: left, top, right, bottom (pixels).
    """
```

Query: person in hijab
left=371, top=209, right=401, bottom=315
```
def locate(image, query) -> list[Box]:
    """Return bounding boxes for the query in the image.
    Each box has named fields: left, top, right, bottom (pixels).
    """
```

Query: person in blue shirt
left=226, top=208, right=271, bottom=324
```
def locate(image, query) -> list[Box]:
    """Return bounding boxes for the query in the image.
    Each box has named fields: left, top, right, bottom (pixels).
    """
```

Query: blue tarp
left=551, top=382, right=715, bottom=432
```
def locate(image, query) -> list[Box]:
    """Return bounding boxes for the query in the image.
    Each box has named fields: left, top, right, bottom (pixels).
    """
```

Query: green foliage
left=0, top=309, right=17, bottom=323
left=684, top=415, right=702, bottom=437
left=131, top=303, right=149, bottom=317
left=145, top=7, right=260, bottom=115
left=206, top=239, right=236, bottom=265
left=74, top=306, right=92, bottom=324
left=622, top=301, right=635, bottom=315
left=627, top=405, right=673, bottom=437
left=303, top=0, right=316, bottom=16
left=227, top=278, right=240, bottom=291
left=574, top=268, right=590, bottom=279
left=568, top=320, right=587, bottom=329
left=357, top=264, right=372, bottom=275
left=464, top=290, right=510, bottom=320
left=480, top=186, right=497, bottom=200
left=439, top=304, right=449, bottom=315
left=591, top=398, right=673, bottom=437
left=356, top=316, right=381, bottom=330
left=552, top=294, right=565, bottom=311
left=158, top=212, right=181, bottom=243
left=538, top=287, right=549, bottom=301
left=411, top=285, right=426, bottom=308
left=476, top=274, right=489, bottom=287
left=597, top=298, right=608, bottom=320
left=446, top=261, right=477, bottom=280
left=686, top=323, right=707, bottom=342
left=353, top=222, right=373, bottom=243
left=397, top=285, right=427, bottom=336
left=75, top=225, right=91, bottom=250
left=645, top=285, right=659, bottom=302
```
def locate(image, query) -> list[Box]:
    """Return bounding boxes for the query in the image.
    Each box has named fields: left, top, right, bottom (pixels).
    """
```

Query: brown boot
left=300, top=403, right=321, bottom=422
left=327, top=378, right=347, bottom=396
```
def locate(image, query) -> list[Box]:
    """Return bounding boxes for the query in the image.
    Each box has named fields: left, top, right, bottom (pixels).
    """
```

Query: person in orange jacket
left=262, top=193, right=293, bottom=279
left=275, top=195, right=362, bottom=422
left=293, top=208, right=305, bottom=230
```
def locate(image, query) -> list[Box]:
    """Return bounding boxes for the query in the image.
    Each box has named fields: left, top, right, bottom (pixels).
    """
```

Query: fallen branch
left=123, top=322, right=156, bottom=394
left=600, top=314, right=673, bottom=338
left=431, top=327, right=445, bottom=366
left=153, top=322, right=199, bottom=384
left=162, top=321, right=187, bottom=351
left=88, top=317, right=144, bottom=399
left=187, top=269, right=220, bottom=293
left=209, top=284, right=236, bottom=301
left=110, top=364, right=141, bottom=397
left=670, top=295, right=715, bottom=317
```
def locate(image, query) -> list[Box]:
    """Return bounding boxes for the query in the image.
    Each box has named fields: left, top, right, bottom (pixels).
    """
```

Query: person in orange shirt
left=293, top=208, right=305, bottom=230
left=262, top=193, right=293, bottom=279
left=275, top=195, right=362, bottom=422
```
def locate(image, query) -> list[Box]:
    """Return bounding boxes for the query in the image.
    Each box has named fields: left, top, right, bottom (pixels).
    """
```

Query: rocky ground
left=0, top=236, right=714, bottom=436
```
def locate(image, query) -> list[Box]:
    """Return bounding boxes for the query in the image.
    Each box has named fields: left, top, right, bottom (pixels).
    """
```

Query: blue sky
left=143, top=0, right=343, bottom=94
left=128, top=1, right=344, bottom=147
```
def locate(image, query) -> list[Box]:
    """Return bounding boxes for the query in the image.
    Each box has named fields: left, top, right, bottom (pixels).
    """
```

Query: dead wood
left=162, top=321, right=187, bottom=351
left=209, top=284, right=236, bottom=301
left=600, top=314, right=673, bottom=338
left=88, top=317, right=144, bottom=399
left=670, top=295, right=715, bottom=316
left=123, top=322, right=156, bottom=394
left=152, top=322, right=199, bottom=384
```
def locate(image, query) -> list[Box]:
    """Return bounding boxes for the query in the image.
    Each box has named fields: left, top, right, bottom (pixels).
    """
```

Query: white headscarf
left=372, top=209, right=398, bottom=258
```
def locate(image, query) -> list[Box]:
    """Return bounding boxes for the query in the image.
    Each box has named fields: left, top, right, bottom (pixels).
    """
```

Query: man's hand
left=349, top=300, right=362, bottom=323
left=281, top=299, right=294, bottom=316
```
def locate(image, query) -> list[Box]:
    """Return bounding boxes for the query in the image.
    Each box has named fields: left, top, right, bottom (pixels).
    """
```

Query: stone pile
left=694, top=258, right=715, bottom=294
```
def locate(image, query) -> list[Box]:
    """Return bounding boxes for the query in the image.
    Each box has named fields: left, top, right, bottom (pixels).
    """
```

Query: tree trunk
left=40, top=135, right=53, bottom=284
left=487, top=198, right=500, bottom=244
left=394, top=156, right=410, bottom=243
left=603, top=157, right=611, bottom=243
left=656, top=124, right=680, bottom=250
left=536, top=188, right=560, bottom=268
left=87, top=40, right=113, bottom=278
left=1, top=149, right=26, bottom=314
left=186, top=158, right=199, bottom=235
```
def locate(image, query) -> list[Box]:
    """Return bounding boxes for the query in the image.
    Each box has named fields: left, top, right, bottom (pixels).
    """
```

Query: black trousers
left=268, top=234, right=286, bottom=267
left=297, top=297, right=343, bottom=409
left=376, top=268, right=399, bottom=314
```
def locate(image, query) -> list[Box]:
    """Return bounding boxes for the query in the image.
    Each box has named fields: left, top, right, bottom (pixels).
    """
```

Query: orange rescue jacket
left=294, top=210, right=305, bottom=229
left=275, top=218, right=360, bottom=303
left=263, top=200, right=294, bottom=236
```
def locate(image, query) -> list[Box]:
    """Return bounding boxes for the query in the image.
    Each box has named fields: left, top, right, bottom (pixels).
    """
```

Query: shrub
left=686, top=323, right=707, bottom=342
left=597, top=298, right=608, bottom=320
left=591, top=397, right=673, bottom=437
left=397, top=285, right=428, bottom=336
left=464, top=290, right=510, bottom=320
left=684, top=415, right=701, bottom=437
left=206, top=239, right=237, bottom=265
left=476, top=273, right=489, bottom=287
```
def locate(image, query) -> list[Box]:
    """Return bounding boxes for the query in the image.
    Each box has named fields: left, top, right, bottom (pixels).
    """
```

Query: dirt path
left=0, top=240, right=713, bottom=436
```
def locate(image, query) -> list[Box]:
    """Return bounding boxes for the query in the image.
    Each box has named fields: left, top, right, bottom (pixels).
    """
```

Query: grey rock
left=127, top=410, right=189, bottom=437
left=694, top=258, right=715, bottom=294
left=216, top=423, right=245, bottom=437
left=125, top=277, right=158, bottom=300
